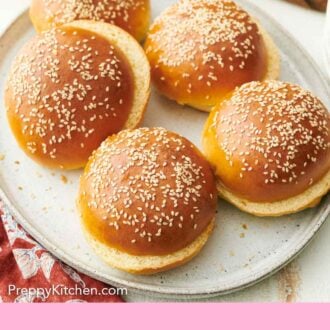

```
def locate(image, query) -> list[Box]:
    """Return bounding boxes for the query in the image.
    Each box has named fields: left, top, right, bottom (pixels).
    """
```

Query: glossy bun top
left=30, top=0, right=151, bottom=41
left=145, top=0, right=270, bottom=110
left=203, top=80, right=330, bottom=202
left=5, top=25, right=135, bottom=169
left=79, top=127, right=217, bottom=256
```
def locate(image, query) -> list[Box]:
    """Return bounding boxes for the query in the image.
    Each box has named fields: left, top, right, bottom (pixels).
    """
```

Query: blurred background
left=285, top=0, right=327, bottom=11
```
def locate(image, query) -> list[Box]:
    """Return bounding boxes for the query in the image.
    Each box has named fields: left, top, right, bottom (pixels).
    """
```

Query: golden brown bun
left=30, top=0, right=151, bottom=42
left=144, top=0, right=279, bottom=112
left=78, top=127, right=217, bottom=273
left=5, top=20, right=150, bottom=170
left=202, top=80, right=330, bottom=216
left=217, top=171, right=330, bottom=217
left=83, top=218, right=215, bottom=275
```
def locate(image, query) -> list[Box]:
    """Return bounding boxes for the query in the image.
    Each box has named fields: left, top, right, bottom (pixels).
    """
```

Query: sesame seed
left=145, top=0, right=262, bottom=96
left=215, top=80, right=330, bottom=186
left=82, top=128, right=215, bottom=245
left=41, top=0, right=146, bottom=29
left=7, top=26, right=133, bottom=160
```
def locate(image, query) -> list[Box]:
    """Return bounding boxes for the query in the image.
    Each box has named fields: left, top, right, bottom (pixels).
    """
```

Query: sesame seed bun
left=78, top=127, right=217, bottom=274
left=5, top=20, right=150, bottom=170
left=30, top=0, right=151, bottom=42
left=144, top=0, right=280, bottom=112
left=202, top=80, right=330, bottom=217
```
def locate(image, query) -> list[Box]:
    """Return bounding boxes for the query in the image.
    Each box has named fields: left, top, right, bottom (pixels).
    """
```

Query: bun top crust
left=144, top=0, right=267, bottom=109
left=79, top=127, right=217, bottom=256
left=204, top=80, right=330, bottom=203
left=5, top=26, right=135, bottom=169
left=30, top=0, right=150, bottom=41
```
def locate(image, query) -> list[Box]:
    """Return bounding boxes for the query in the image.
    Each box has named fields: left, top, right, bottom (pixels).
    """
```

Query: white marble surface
left=0, top=0, right=329, bottom=302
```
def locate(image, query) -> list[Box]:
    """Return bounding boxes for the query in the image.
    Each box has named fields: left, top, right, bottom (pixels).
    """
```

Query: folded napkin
left=0, top=201, right=124, bottom=303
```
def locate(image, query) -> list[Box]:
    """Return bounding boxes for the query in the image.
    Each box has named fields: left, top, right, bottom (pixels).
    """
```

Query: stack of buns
left=4, top=0, right=329, bottom=275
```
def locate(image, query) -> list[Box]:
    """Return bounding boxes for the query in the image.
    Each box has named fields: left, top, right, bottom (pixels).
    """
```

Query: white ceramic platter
left=0, top=0, right=329, bottom=299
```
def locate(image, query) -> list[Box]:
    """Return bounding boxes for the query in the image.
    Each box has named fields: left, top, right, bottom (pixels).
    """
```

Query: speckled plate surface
left=0, top=0, right=329, bottom=299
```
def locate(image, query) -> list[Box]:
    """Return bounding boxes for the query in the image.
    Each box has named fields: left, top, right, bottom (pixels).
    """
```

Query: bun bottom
left=217, top=170, right=330, bottom=217
left=83, top=219, right=215, bottom=275
left=185, top=22, right=280, bottom=112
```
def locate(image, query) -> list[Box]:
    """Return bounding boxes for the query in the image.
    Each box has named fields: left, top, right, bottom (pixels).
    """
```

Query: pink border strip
left=1, top=304, right=330, bottom=329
